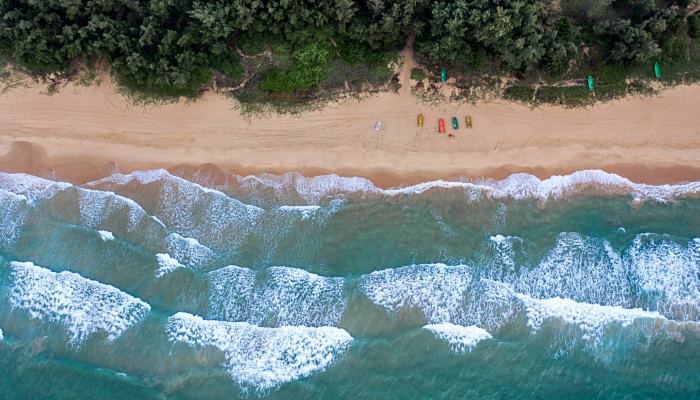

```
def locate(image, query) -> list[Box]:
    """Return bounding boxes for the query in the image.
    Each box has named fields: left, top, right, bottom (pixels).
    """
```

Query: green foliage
left=336, top=37, right=387, bottom=66
left=597, top=64, right=626, bottom=83
left=211, top=52, right=244, bottom=81
left=535, top=86, right=594, bottom=106
left=417, top=0, right=580, bottom=74
left=503, top=85, right=536, bottom=103
left=260, top=40, right=334, bottom=92
left=0, top=0, right=697, bottom=102
left=238, top=33, right=281, bottom=55
left=595, top=82, right=628, bottom=101
left=116, top=66, right=212, bottom=99
left=661, top=35, right=689, bottom=65
left=410, top=68, right=426, bottom=81
left=690, top=14, right=700, bottom=39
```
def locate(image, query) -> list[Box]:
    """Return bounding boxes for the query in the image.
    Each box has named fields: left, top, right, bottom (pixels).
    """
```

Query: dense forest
left=0, top=0, right=698, bottom=102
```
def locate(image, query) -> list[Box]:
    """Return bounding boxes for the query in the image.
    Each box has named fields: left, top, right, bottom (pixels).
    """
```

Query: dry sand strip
left=1, top=80, right=699, bottom=186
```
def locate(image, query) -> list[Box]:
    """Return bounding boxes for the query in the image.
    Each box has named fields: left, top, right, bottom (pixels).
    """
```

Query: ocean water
left=0, top=169, right=699, bottom=399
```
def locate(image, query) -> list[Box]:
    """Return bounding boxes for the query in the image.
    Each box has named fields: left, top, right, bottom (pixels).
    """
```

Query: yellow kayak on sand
left=418, top=113, right=424, bottom=128
left=466, top=115, right=472, bottom=128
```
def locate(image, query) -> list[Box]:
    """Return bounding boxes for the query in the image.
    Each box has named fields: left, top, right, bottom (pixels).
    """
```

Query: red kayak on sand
left=439, top=118, right=445, bottom=133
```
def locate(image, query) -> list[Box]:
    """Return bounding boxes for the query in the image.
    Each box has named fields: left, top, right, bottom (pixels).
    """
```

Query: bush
left=238, top=33, right=271, bottom=55
left=410, top=68, right=426, bottom=81
left=503, top=85, right=536, bottom=103
left=259, top=40, right=333, bottom=92
left=661, top=35, right=689, bottom=65
left=535, top=86, right=594, bottom=106
left=211, top=52, right=244, bottom=80
left=597, top=64, right=626, bottom=84
left=337, top=37, right=389, bottom=67
left=596, top=82, right=628, bottom=101
left=116, top=67, right=212, bottom=99
left=690, top=14, right=700, bottom=39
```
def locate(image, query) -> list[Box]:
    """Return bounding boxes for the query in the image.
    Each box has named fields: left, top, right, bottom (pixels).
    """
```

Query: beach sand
left=1, top=77, right=699, bottom=187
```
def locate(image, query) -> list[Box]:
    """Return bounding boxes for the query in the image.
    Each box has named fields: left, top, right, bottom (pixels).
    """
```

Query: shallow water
left=0, top=169, right=699, bottom=399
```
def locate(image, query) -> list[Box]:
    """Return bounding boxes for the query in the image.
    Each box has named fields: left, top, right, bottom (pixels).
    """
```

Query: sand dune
left=1, top=79, right=699, bottom=186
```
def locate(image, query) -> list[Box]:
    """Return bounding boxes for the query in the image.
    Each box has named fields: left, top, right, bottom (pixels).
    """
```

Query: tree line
left=0, top=0, right=696, bottom=97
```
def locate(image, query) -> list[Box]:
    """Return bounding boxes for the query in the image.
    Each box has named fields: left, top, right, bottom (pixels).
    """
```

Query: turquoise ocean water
left=0, top=169, right=699, bottom=399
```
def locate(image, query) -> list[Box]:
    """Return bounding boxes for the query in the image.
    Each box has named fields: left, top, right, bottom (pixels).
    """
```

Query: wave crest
left=166, top=312, right=352, bottom=392
left=7, top=261, right=151, bottom=346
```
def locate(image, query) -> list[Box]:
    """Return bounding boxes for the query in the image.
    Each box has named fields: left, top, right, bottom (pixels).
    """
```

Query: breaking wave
left=166, top=312, right=352, bottom=393
left=209, top=265, right=346, bottom=327
left=212, top=169, right=700, bottom=203
left=6, top=261, right=151, bottom=346
left=423, top=323, right=492, bottom=353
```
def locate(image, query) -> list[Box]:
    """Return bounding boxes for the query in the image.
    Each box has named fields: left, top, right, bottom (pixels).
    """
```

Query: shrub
left=211, top=52, right=244, bottom=80
left=503, top=85, right=536, bottom=103
left=689, top=14, right=700, bottom=39
left=535, top=86, right=594, bottom=106
left=596, top=82, right=628, bottom=101
left=661, top=35, right=689, bottom=65
left=410, top=68, right=426, bottom=81
left=238, top=33, right=271, bottom=55
left=597, top=64, right=626, bottom=84
left=259, top=40, right=333, bottom=92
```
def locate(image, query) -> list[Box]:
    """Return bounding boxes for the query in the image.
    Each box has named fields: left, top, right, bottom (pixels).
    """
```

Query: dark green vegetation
left=0, top=0, right=698, bottom=105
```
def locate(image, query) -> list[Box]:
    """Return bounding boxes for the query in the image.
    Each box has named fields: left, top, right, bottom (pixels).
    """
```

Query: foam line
left=8, top=261, right=151, bottom=345
left=359, top=263, right=474, bottom=323
left=424, top=323, right=492, bottom=352
left=0, top=172, right=71, bottom=204
left=209, top=266, right=346, bottom=327
left=98, top=230, right=115, bottom=241
left=235, top=169, right=700, bottom=202
left=0, top=189, right=28, bottom=249
left=155, top=253, right=187, bottom=278
left=166, top=313, right=352, bottom=392
left=86, top=169, right=264, bottom=249
left=517, top=294, right=663, bottom=341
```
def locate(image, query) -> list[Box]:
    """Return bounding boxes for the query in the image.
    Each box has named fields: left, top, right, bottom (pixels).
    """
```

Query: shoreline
left=1, top=80, right=699, bottom=187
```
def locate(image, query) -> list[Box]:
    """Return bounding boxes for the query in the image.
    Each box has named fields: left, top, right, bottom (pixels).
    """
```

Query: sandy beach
left=1, top=77, right=699, bottom=187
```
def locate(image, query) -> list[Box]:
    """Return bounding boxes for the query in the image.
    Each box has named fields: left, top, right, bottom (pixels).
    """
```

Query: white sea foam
left=359, top=264, right=474, bottom=324
left=360, top=265, right=521, bottom=331
left=0, top=189, right=28, bottom=249
left=277, top=205, right=321, bottom=220
left=155, top=253, right=187, bottom=278
left=0, top=328, right=3, bottom=341
left=78, top=188, right=146, bottom=231
left=514, top=233, right=632, bottom=307
left=517, top=294, right=663, bottom=342
left=628, top=234, right=700, bottom=320
left=486, top=235, right=520, bottom=280
left=165, top=233, right=215, bottom=270
left=490, top=170, right=700, bottom=201
left=98, top=230, right=115, bottom=241
left=89, top=170, right=264, bottom=250
left=235, top=169, right=700, bottom=202
left=236, top=173, right=375, bottom=204
left=0, top=173, right=71, bottom=204
left=166, top=313, right=352, bottom=392
left=208, top=265, right=257, bottom=321
left=424, top=323, right=492, bottom=352
left=209, top=266, right=346, bottom=327
left=8, top=261, right=151, bottom=345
